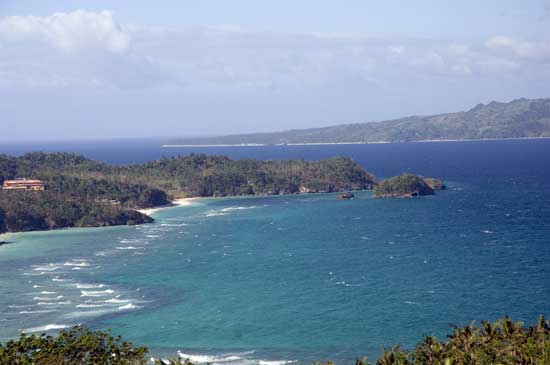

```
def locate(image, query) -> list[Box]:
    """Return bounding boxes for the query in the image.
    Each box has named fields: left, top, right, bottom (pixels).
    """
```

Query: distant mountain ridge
left=167, top=98, right=550, bottom=145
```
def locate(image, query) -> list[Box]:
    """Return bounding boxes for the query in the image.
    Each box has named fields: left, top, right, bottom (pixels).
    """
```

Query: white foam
left=80, top=289, right=115, bottom=297
left=32, top=285, right=42, bottom=288
left=19, top=309, right=57, bottom=314
left=64, top=262, right=90, bottom=267
left=32, top=265, right=60, bottom=272
left=8, top=304, right=29, bottom=309
left=259, top=361, right=297, bottom=365
left=24, top=324, right=70, bottom=333
left=76, top=303, right=110, bottom=308
left=37, top=301, right=71, bottom=306
left=52, top=277, right=72, bottom=282
left=33, top=296, right=64, bottom=301
left=220, top=206, right=257, bottom=212
left=105, top=298, right=131, bottom=304
left=118, top=303, right=139, bottom=310
left=40, top=291, right=57, bottom=295
left=205, top=211, right=227, bottom=217
left=177, top=351, right=257, bottom=364
left=120, top=239, right=140, bottom=244
left=177, top=352, right=231, bottom=363
left=64, top=308, right=118, bottom=318
left=76, top=283, right=106, bottom=289
left=115, top=246, right=143, bottom=250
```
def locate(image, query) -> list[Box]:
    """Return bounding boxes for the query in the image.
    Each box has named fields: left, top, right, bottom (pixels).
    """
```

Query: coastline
left=137, top=197, right=199, bottom=216
left=0, top=198, right=201, bottom=239
left=161, top=136, right=550, bottom=148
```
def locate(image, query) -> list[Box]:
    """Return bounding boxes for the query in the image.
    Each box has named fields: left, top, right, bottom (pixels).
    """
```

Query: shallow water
left=1, top=140, right=550, bottom=363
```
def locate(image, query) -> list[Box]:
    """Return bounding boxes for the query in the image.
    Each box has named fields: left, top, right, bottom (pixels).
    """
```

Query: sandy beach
left=138, top=198, right=199, bottom=216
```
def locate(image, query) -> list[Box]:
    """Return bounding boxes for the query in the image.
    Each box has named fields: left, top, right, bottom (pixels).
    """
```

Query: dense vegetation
left=374, top=174, right=435, bottom=198
left=167, top=98, right=550, bottom=145
left=2, top=316, right=549, bottom=364
left=366, top=315, right=550, bottom=364
left=0, top=207, right=6, bottom=234
left=130, top=155, right=375, bottom=197
left=0, top=326, right=148, bottom=365
left=0, top=152, right=375, bottom=233
left=0, top=191, right=152, bottom=232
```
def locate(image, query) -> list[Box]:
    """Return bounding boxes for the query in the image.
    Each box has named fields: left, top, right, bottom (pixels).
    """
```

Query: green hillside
left=0, top=153, right=375, bottom=233
left=167, top=98, right=550, bottom=145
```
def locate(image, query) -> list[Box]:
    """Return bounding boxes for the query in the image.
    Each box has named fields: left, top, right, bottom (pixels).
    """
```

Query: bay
left=1, top=139, right=549, bottom=363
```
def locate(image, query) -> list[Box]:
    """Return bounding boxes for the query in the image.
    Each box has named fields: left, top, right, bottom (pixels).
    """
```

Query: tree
left=0, top=326, right=148, bottom=365
left=0, top=207, right=6, bottom=234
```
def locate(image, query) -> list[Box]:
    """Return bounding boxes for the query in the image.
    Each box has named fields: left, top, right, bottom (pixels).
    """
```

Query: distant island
left=374, top=174, right=445, bottom=198
left=165, top=98, right=550, bottom=145
left=0, top=153, right=377, bottom=234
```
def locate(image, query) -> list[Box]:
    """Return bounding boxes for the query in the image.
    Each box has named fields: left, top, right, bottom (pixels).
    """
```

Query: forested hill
left=166, top=98, right=550, bottom=145
left=0, top=153, right=375, bottom=233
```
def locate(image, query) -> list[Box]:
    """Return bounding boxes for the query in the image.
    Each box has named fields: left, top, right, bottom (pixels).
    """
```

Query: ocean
left=0, top=139, right=549, bottom=364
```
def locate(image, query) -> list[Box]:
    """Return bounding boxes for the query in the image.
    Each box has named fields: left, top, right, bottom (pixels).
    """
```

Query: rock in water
left=422, top=177, right=446, bottom=190
left=338, top=192, right=355, bottom=199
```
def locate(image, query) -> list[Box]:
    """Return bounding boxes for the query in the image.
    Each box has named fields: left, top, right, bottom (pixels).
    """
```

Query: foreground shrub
left=1, top=316, right=549, bottom=364
left=371, top=315, right=550, bottom=365
left=0, top=326, right=148, bottom=365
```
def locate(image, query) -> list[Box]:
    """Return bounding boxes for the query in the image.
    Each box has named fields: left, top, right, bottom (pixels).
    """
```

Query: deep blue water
left=0, top=139, right=549, bottom=364
left=2, top=138, right=550, bottom=181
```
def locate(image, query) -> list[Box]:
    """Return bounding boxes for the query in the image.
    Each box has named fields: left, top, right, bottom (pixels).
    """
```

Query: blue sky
left=1, top=1, right=550, bottom=141
left=3, top=0, right=548, bottom=36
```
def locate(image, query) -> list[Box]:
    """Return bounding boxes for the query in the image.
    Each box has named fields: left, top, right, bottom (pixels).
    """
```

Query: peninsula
left=0, top=153, right=376, bottom=234
left=164, top=98, right=550, bottom=146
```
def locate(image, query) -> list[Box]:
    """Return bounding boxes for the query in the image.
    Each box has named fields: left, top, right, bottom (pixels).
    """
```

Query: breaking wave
left=24, top=324, right=71, bottom=333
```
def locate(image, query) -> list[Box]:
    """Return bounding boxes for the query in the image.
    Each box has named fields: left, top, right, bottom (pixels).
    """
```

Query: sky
left=1, top=0, right=550, bottom=141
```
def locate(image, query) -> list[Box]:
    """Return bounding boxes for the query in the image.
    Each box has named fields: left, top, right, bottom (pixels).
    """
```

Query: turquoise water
left=1, top=140, right=550, bottom=363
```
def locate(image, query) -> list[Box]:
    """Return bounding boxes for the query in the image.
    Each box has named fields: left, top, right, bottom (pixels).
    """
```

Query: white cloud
left=0, top=10, right=130, bottom=53
left=486, top=36, right=550, bottom=61
left=0, top=11, right=168, bottom=89
left=0, top=10, right=549, bottom=91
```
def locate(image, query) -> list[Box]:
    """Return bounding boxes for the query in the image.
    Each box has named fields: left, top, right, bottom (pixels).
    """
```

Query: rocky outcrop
left=422, top=177, right=446, bottom=190
left=374, top=174, right=436, bottom=198
left=338, top=192, right=355, bottom=199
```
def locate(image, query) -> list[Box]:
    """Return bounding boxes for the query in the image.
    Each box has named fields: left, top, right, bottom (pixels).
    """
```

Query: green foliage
left=0, top=152, right=374, bottom=233
left=374, top=174, right=434, bottom=197
left=1, top=317, right=549, bottom=364
left=365, top=316, right=550, bottom=365
left=4, top=152, right=375, bottom=199
left=44, top=174, right=168, bottom=209
left=0, top=207, right=6, bottom=233
left=0, top=191, right=152, bottom=232
left=0, top=326, right=148, bottom=365
left=129, top=155, right=375, bottom=197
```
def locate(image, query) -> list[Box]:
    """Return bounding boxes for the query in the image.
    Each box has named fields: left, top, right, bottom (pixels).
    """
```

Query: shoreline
left=137, top=197, right=200, bottom=216
left=0, top=198, right=201, bottom=239
left=0, top=190, right=366, bottom=238
left=161, top=136, right=550, bottom=148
